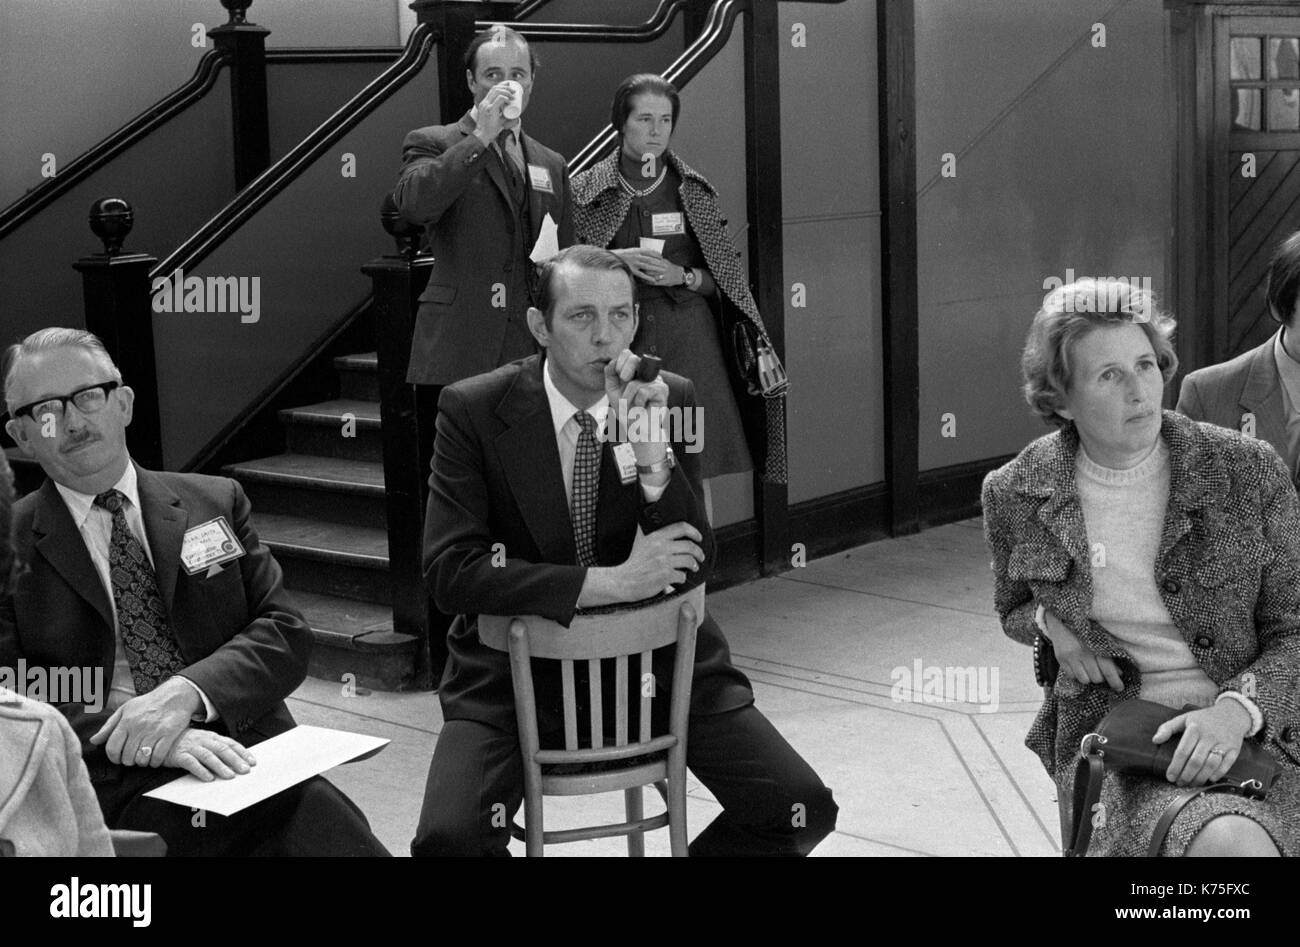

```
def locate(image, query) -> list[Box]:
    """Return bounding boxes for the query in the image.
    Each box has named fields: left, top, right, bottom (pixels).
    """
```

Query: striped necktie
left=94, top=489, right=187, bottom=693
left=570, top=411, right=602, bottom=567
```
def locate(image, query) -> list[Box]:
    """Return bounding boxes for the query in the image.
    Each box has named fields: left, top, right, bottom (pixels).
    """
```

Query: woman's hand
left=611, top=248, right=683, bottom=286
left=1153, top=701, right=1253, bottom=787
left=1041, top=608, right=1124, bottom=692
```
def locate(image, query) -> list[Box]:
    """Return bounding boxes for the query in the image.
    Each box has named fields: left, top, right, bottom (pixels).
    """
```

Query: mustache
left=61, top=431, right=98, bottom=451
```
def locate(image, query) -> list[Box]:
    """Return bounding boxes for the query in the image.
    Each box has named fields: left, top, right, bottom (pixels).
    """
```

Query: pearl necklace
left=618, top=165, right=667, bottom=199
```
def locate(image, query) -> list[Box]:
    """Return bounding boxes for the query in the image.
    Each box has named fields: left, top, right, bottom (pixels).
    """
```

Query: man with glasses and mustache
left=0, top=328, right=389, bottom=856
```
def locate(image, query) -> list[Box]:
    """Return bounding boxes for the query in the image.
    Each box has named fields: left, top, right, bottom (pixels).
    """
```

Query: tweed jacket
left=982, top=410, right=1300, bottom=779
left=0, top=692, right=113, bottom=856
left=571, top=149, right=788, bottom=484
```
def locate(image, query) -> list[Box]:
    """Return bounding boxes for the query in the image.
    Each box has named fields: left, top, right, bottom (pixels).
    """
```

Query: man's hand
left=604, top=350, right=670, bottom=467
left=89, top=676, right=202, bottom=769
left=615, top=523, right=704, bottom=601
left=1041, top=608, right=1124, bottom=692
left=164, top=728, right=256, bottom=782
left=1154, top=701, right=1253, bottom=787
left=472, top=83, right=520, bottom=146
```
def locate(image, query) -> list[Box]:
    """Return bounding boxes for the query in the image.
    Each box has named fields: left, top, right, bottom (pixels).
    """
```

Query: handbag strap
left=1065, top=749, right=1106, bottom=856
left=1146, top=782, right=1238, bottom=857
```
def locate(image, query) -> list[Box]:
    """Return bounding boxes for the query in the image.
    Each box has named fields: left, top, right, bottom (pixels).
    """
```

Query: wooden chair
left=478, top=585, right=703, bottom=856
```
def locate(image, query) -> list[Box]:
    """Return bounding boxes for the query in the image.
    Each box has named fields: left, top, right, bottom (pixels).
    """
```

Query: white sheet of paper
left=638, top=237, right=666, bottom=254
left=530, top=212, right=560, bottom=263
left=142, top=725, right=389, bottom=816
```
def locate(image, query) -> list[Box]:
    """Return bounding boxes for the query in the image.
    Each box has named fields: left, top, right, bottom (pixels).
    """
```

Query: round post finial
left=220, top=0, right=251, bottom=25
left=89, top=197, right=134, bottom=256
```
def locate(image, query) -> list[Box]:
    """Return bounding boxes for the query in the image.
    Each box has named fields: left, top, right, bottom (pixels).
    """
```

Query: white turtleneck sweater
left=1075, top=439, right=1220, bottom=709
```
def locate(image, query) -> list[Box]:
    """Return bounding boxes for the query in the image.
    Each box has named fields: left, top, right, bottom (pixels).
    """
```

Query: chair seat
left=541, top=757, right=669, bottom=796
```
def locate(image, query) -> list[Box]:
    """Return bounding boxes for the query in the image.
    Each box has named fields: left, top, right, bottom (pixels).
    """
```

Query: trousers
left=411, top=704, right=837, bottom=856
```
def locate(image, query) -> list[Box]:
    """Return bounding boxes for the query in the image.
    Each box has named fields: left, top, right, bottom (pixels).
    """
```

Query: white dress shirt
left=542, top=358, right=666, bottom=508
left=53, top=462, right=215, bottom=719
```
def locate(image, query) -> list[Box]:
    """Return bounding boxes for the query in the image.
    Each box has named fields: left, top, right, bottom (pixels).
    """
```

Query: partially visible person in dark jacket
left=571, top=74, right=787, bottom=504
left=983, top=278, right=1300, bottom=856
left=1178, top=229, right=1300, bottom=485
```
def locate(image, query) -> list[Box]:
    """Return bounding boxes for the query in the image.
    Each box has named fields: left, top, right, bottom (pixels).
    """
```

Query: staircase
left=222, top=351, right=420, bottom=691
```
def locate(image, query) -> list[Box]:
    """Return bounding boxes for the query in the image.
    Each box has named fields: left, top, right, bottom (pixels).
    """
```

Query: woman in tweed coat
left=983, top=279, right=1300, bottom=856
left=571, top=74, right=787, bottom=487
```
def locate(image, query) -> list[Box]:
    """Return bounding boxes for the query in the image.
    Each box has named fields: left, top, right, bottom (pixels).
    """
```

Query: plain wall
left=915, top=0, right=1170, bottom=471
left=779, top=0, right=882, bottom=504
left=0, top=0, right=402, bottom=208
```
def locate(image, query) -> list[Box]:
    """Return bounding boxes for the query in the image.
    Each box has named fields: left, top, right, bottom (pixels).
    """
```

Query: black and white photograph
left=0, top=0, right=1292, bottom=925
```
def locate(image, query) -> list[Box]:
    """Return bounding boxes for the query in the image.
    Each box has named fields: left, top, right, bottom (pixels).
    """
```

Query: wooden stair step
left=290, top=589, right=418, bottom=691
left=278, top=398, right=380, bottom=427
left=224, top=453, right=384, bottom=494
left=254, top=513, right=388, bottom=566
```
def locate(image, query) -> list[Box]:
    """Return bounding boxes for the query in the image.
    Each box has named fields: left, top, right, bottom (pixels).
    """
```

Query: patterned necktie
left=496, top=129, right=524, bottom=195
left=571, top=411, right=602, bottom=567
left=93, top=489, right=186, bottom=694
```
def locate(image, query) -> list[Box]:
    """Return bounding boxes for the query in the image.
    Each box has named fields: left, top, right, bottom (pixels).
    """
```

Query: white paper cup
left=501, top=81, right=523, bottom=120
left=639, top=237, right=666, bottom=254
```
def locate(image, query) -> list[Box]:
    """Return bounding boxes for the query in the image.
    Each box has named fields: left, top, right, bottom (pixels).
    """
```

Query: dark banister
left=473, top=0, right=690, bottom=40
left=72, top=199, right=164, bottom=470
left=266, top=47, right=403, bottom=64
left=212, top=2, right=271, bottom=190
left=570, top=0, right=744, bottom=173
left=151, top=23, right=437, bottom=285
left=0, top=48, right=229, bottom=240
left=364, top=196, right=435, bottom=680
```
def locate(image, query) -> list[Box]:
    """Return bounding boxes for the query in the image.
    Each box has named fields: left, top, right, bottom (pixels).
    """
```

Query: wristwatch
left=635, top=445, right=676, bottom=475
left=682, top=266, right=697, bottom=290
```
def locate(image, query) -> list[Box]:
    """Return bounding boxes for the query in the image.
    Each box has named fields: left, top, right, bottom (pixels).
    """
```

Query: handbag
left=729, top=319, right=789, bottom=398
left=1064, top=699, right=1281, bottom=857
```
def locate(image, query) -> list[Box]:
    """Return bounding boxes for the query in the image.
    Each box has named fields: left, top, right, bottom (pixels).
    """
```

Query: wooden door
left=1217, top=15, right=1300, bottom=358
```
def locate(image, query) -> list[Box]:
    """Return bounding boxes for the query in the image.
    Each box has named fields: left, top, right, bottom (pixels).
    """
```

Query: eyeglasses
left=12, top=381, right=120, bottom=422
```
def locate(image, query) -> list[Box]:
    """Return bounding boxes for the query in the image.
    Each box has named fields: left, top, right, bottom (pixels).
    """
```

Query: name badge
left=180, top=517, right=246, bottom=576
left=651, top=212, right=685, bottom=237
left=527, top=164, right=554, bottom=193
left=612, top=442, right=639, bottom=485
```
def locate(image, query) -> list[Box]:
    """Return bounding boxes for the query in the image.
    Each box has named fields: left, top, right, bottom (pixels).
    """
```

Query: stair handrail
left=153, top=0, right=699, bottom=282
left=151, top=23, right=437, bottom=282
left=478, top=0, right=689, bottom=41
left=569, top=0, right=744, bottom=174
left=0, top=47, right=230, bottom=240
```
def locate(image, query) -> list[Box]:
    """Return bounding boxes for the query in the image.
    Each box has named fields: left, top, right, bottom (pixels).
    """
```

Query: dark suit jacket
left=1176, top=331, right=1293, bottom=472
left=394, top=112, right=574, bottom=386
left=425, top=354, right=753, bottom=731
left=0, top=466, right=312, bottom=804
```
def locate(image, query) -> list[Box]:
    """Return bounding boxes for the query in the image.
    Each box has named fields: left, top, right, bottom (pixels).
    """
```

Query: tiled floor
left=287, top=518, right=1063, bottom=856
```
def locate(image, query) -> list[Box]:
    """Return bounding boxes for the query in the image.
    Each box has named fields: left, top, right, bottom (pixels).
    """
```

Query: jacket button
left=1282, top=727, right=1294, bottom=742
left=1194, top=635, right=1214, bottom=648
left=1162, top=579, right=1180, bottom=594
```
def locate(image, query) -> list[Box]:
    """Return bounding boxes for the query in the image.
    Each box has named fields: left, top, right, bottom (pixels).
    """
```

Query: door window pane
left=1270, top=37, right=1300, bottom=80
left=1268, top=87, right=1300, bottom=130
left=1233, top=37, right=1262, bottom=80
left=1236, top=88, right=1262, bottom=129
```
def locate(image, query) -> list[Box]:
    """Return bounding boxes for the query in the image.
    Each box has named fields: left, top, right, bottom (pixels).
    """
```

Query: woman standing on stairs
left=571, top=74, right=788, bottom=512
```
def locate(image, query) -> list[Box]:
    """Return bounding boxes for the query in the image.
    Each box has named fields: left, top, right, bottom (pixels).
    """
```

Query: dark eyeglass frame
left=12, top=381, right=121, bottom=422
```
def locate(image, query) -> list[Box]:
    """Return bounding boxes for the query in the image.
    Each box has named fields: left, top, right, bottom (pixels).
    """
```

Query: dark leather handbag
left=729, top=319, right=789, bottom=398
left=1065, top=699, right=1281, bottom=857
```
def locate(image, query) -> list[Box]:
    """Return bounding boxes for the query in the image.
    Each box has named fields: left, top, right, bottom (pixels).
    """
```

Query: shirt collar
left=53, top=459, right=140, bottom=530
left=469, top=105, right=522, bottom=145
left=543, top=356, right=608, bottom=441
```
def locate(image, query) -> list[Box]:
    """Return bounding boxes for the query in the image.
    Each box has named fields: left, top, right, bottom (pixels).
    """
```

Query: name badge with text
left=651, top=212, right=685, bottom=237
left=612, top=443, right=639, bottom=485
left=180, top=517, right=246, bottom=576
left=527, top=164, right=554, bottom=194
